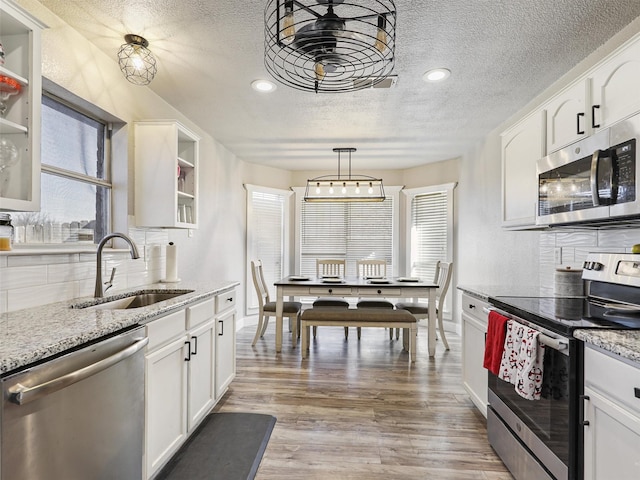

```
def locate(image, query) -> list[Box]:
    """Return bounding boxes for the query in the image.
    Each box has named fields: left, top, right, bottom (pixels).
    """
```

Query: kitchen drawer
left=356, top=287, right=403, bottom=296
left=462, top=292, right=490, bottom=324
left=308, top=287, right=354, bottom=296
left=585, top=346, right=640, bottom=416
left=215, top=288, right=236, bottom=314
left=187, top=298, right=215, bottom=329
left=146, top=309, right=187, bottom=350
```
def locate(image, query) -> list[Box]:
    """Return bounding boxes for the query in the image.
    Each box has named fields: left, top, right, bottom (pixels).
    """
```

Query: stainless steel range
left=487, top=253, right=640, bottom=480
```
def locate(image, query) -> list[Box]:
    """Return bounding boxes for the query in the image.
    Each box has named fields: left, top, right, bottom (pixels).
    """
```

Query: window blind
left=247, top=189, right=285, bottom=308
left=300, top=198, right=393, bottom=277
left=410, top=191, right=448, bottom=281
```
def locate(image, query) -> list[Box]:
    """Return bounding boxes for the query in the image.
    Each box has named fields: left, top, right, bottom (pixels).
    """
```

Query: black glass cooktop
left=490, top=295, right=640, bottom=336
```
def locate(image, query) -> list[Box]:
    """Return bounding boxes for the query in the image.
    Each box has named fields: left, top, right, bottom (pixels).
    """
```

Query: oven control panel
left=582, top=253, right=640, bottom=287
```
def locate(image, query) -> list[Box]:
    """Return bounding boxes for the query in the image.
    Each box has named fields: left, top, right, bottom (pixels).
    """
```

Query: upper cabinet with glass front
left=134, top=121, right=199, bottom=229
left=0, top=0, right=45, bottom=211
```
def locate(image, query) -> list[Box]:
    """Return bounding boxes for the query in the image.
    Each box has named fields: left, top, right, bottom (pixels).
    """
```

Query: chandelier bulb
left=341, top=182, right=347, bottom=194
left=315, top=182, right=321, bottom=194
left=282, top=1, right=295, bottom=44
left=355, top=182, right=361, bottom=194
left=368, top=182, right=374, bottom=194
left=374, top=15, right=387, bottom=53
left=329, top=182, right=334, bottom=194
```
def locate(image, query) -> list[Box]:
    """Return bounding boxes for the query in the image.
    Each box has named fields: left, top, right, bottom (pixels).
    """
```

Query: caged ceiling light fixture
left=304, top=147, right=385, bottom=202
left=264, top=0, right=396, bottom=93
left=117, top=34, right=157, bottom=86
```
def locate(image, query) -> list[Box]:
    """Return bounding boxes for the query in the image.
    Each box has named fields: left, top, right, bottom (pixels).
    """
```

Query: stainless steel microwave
left=537, top=113, right=640, bottom=226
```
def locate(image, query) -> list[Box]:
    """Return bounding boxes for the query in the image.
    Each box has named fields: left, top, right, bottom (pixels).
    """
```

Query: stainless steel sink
left=73, top=290, right=194, bottom=310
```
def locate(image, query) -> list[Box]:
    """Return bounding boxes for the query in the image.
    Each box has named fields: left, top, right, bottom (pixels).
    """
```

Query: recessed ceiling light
left=251, top=79, right=276, bottom=92
left=423, top=68, right=451, bottom=83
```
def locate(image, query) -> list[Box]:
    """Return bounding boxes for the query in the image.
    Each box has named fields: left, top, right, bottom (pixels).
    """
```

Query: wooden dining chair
left=395, top=261, right=453, bottom=350
left=313, top=258, right=349, bottom=338
left=315, top=258, right=346, bottom=278
left=250, top=260, right=302, bottom=346
left=355, top=259, right=394, bottom=339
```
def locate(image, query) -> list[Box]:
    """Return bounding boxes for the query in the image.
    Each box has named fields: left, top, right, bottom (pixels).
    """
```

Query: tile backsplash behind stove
left=539, top=227, right=640, bottom=296
left=0, top=228, right=169, bottom=314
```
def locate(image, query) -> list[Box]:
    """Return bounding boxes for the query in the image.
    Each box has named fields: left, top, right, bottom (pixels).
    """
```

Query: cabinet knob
left=634, top=387, right=640, bottom=399
left=469, top=304, right=476, bottom=309
left=377, top=289, right=382, bottom=294
left=328, top=288, right=333, bottom=293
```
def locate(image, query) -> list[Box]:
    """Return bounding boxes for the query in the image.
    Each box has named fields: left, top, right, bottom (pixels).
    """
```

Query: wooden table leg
left=428, top=287, right=436, bottom=357
left=276, top=286, right=284, bottom=353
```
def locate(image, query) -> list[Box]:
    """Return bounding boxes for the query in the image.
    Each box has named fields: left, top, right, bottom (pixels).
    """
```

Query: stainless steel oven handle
left=590, top=149, right=602, bottom=206
left=485, top=306, right=569, bottom=353
left=538, top=334, right=568, bottom=352
left=8, top=336, right=149, bottom=405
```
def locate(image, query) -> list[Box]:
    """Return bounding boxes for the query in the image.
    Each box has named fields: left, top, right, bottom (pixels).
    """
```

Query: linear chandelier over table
left=304, top=147, right=385, bottom=202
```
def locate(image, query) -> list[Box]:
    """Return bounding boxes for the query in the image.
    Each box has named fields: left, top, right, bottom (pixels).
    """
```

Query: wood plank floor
left=213, top=321, right=514, bottom=479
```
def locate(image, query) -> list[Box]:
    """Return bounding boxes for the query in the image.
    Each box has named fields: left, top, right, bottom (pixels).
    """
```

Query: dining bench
left=300, top=307, right=417, bottom=362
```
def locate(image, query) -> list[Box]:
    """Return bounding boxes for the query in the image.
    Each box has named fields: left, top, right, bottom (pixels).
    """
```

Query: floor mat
left=156, top=412, right=277, bottom=480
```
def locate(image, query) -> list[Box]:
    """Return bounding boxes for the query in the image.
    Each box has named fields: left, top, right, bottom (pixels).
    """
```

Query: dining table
left=274, top=275, right=439, bottom=356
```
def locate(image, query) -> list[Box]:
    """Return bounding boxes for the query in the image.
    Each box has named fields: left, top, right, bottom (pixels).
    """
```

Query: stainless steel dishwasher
left=1, top=326, right=148, bottom=479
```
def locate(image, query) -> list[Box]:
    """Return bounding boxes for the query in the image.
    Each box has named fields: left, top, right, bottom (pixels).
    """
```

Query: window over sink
left=11, top=93, right=111, bottom=246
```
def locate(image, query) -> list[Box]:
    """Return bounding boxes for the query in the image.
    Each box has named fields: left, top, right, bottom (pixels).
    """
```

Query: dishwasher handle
left=8, top=336, right=149, bottom=405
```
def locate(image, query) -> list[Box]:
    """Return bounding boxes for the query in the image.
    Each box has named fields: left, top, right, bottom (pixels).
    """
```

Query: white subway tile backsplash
left=0, top=265, right=48, bottom=289
left=8, top=282, right=80, bottom=311
left=8, top=253, right=80, bottom=267
left=0, top=228, right=168, bottom=314
left=554, top=230, right=598, bottom=247
left=597, top=228, right=640, bottom=248
left=47, top=261, right=96, bottom=283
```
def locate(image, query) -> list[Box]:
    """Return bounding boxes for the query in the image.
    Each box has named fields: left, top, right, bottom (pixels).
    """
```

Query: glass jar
left=0, top=213, right=14, bottom=251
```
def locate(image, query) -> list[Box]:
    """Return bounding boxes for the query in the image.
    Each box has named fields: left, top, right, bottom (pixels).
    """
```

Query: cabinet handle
left=577, top=112, right=585, bottom=135
left=591, top=105, right=600, bottom=128
left=227, top=297, right=233, bottom=302
left=328, top=288, right=333, bottom=294
left=634, top=387, right=640, bottom=399
left=191, top=335, right=198, bottom=355
left=469, top=304, right=476, bottom=309
left=218, top=319, right=224, bottom=336
left=184, top=340, right=192, bottom=361
left=580, top=394, right=590, bottom=426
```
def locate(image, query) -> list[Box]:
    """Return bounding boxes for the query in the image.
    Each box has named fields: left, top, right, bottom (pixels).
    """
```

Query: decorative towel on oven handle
left=498, top=320, right=545, bottom=400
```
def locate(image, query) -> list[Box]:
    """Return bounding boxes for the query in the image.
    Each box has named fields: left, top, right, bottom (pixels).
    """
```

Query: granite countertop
left=0, top=280, right=239, bottom=375
left=574, top=329, right=640, bottom=365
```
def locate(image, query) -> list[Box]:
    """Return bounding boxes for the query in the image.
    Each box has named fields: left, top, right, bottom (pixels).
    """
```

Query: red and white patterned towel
left=498, top=320, right=545, bottom=400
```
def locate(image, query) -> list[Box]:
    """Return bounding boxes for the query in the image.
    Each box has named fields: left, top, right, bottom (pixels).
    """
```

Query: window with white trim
left=11, top=94, right=110, bottom=245
left=404, top=183, right=455, bottom=312
left=245, top=184, right=291, bottom=312
left=296, top=193, right=397, bottom=277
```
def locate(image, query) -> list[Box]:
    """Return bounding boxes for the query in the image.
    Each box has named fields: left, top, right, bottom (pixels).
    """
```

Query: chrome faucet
left=95, top=233, right=140, bottom=298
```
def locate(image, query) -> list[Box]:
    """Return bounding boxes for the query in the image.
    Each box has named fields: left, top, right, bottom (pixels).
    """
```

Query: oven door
left=488, top=335, right=581, bottom=480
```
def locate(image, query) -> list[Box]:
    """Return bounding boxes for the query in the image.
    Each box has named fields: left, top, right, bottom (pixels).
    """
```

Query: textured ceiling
left=36, top=0, right=640, bottom=171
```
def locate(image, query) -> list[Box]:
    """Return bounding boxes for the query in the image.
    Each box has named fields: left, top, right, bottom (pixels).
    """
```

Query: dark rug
left=156, top=412, right=277, bottom=480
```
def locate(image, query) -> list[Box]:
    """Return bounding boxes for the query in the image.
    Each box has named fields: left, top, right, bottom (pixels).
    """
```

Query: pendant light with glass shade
left=117, top=34, right=157, bottom=86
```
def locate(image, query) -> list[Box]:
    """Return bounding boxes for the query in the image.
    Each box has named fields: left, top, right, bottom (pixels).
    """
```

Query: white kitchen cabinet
left=583, top=346, right=640, bottom=480
left=145, top=309, right=189, bottom=479
left=0, top=1, right=44, bottom=212
left=544, top=81, right=588, bottom=153
left=461, top=292, right=489, bottom=417
left=501, top=110, right=545, bottom=229
left=134, top=121, right=199, bottom=229
left=186, top=299, right=216, bottom=431
left=590, top=35, right=640, bottom=132
left=144, top=290, right=236, bottom=479
left=214, top=289, right=236, bottom=398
